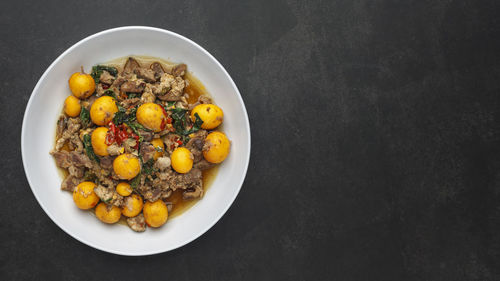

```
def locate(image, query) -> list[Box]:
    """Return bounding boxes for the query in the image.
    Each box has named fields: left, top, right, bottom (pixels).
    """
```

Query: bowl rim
left=21, top=26, right=251, bottom=256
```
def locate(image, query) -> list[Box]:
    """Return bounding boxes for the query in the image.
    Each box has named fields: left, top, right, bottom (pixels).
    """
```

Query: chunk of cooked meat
left=154, top=157, right=171, bottom=171
left=157, top=75, right=185, bottom=101
left=99, top=70, right=115, bottom=84
left=95, top=83, right=106, bottom=97
left=171, top=63, right=187, bottom=76
left=51, top=150, right=93, bottom=169
left=94, top=185, right=123, bottom=206
left=120, top=81, right=145, bottom=93
left=142, top=186, right=163, bottom=202
left=162, top=63, right=187, bottom=77
left=123, top=138, right=137, bottom=153
left=56, top=115, right=67, bottom=138
left=99, top=156, right=114, bottom=170
left=150, top=62, right=165, bottom=80
left=162, top=134, right=180, bottom=154
left=134, top=68, right=156, bottom=83
left=68, top=134, right=84, bottom=153
left=112, top=76, right=127, bottom=88
left=106, top=144, right=122, bottom=156
left=138, top=129, right=153, bottom=142
left=127, top=214, right=146, bottom=232
left=151, top=73, right=173, bottom=96
left=194, top=159, right=215, bottom=171
left=141, top=89, right=156, bottom=104
left=140, top=142, right=156, bottom=163
left=119, top=97, right=141, bottom=108
left=68, top=165, right=84, bottom=178
left=81, top=94, right=97, bottom=110
left=188, top=95, right=213, bottom=110
left=161, top=168, right=203, bottom=192
left=185, top=130, right=207, bottom=163
left=61, top=175, right=83, bottom=192
left=94, top=185, right=113, bottom=202
left=183, top=185, right=203, bottom=200
left=123, top=57, right=140, bottom=74
left=55, top=118, right=81, bottom=150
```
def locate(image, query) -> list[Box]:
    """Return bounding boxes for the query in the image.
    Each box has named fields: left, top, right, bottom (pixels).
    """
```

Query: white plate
left=21, top=26, right=251, bottom=256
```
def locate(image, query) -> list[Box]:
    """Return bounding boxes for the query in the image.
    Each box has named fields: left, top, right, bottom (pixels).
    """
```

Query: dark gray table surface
left=2, top=0, right=500, bottom=280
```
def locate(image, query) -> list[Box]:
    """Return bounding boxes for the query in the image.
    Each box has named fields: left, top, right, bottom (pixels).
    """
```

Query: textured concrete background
left=2, top=0, right=500, bottom=280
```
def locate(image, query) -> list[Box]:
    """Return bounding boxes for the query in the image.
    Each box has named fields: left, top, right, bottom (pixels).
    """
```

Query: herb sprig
left=82, top=134, right=100, bottom=163
left=79, top=107, right=90, bottom=128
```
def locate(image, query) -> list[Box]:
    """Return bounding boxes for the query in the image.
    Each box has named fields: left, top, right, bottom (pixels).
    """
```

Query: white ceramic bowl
left=21, top=26, right=251, bottom=255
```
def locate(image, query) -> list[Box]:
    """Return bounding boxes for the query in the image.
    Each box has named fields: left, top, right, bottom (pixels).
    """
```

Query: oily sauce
left=55, top=56, right=219, bottom=221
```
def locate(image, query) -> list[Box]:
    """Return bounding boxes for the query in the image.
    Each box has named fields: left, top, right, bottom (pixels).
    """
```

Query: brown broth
left=55, top=56, right=220, bottom=222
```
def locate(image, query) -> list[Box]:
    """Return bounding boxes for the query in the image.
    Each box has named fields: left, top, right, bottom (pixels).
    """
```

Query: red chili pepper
left=105, top=133, right=114, bottom=145
left=176, top=140, right=183, bottom=146
left=109, top=122, right=116, bottom=134
left=160, top=118, right=166, bottom=131
left=160, top=106, right=168, bottom=117
left=166, top=117, right=172, bottom=124
left=102, top=83, right=110, bottom=89
left=132, top=134, right=140, bottom=150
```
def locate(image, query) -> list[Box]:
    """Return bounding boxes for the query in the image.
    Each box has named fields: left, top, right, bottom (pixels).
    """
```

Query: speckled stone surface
left=2, top=0, right=500, bottom=280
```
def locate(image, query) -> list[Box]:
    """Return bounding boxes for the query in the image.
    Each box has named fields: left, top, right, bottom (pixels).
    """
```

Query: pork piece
left=138, top=129, right=153, bottom=142
left=185, top=130, right=207, bottom=163
left=68, top=134, right=84, bottom=153
left=198, top=95, right=212, bottom=104
left=99, top=156, right=114, bottom=170
left=182, top=168, right=202, bottom=188
left=194, top=159, right=215, bottom=171
left=134, top=68, right=156, bottom=83
left=123, top=57, right=140, bottom=74
left=140, top=142, right=156, bottom=163
left=150, top=73, right=172, bottom=96
left=107, top=144, right=122, bottom=156
left=95, top=83, right=106, bottom=97
left=56, top=115, right=67, bottom=138
left=154, top=157, right=171, bottom=171
left=150, top=62, right=165, bottom=80
left=141, top=91, right=156, bottom=104
left=55, top=118, right=81, bottom=150
left=99, top=70, right=115, bottom=84
left=175, top=96, right=189, bottom=110
left=162, top=134, right=180, bottom=154
left=123, top=138, right=137, bottom=154
left=171, top=63, right=187, bottom=77
left=120, top=81, right=145, bottom=93
left=188, top=95, right=213, bottom=110
left=142, top=186, right=163, bottom=202
left=178, top=169, right=204, bottom=199
left=141, top=85, right=156, bottom=103
left=127, top=214, right=146, bottom=232
left=112, top=76, right=127, bottom=88
left=94, top=185, right=113, bottom=202
left=159, top=168, right=202, bottom=192
left=162, top=63, right=187, bottom=77
left=157, top=74, right=185, bottom=101
left=119, top=97, right=141, bottom=108
left=94, top=185, right=123, bottom=206
left=51, top=150, right=93, bottom=169
left=82, top=94, right=98, bottom=110
left=61, top=175, right=83, bottom=192
left=68, top=166, right=84, bottom=178
left=183, top=185, right=203, bottom=200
